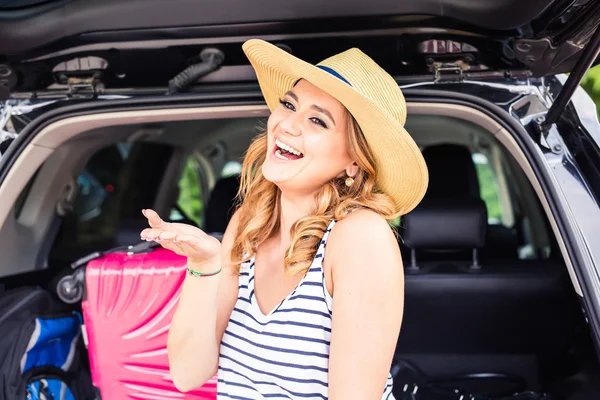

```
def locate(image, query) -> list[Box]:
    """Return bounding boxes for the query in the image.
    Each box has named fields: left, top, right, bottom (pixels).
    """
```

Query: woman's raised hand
left=140, top=209, right=222, bottom=266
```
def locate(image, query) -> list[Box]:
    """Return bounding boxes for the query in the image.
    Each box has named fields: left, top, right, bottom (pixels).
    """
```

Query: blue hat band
left=317, top=65, right=352, bottom=87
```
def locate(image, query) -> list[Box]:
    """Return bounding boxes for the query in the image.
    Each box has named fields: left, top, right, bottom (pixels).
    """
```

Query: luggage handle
left=70, top=241, right=160, bottom=270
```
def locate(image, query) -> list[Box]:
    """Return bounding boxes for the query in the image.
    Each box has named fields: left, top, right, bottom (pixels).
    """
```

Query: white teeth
left=275, top=139, right=303, bottom=156
left=275, top=149, right=290, bottom=160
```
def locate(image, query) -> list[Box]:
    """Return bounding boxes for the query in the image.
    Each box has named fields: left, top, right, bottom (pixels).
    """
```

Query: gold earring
left=345, top=177, right=354, bottom=187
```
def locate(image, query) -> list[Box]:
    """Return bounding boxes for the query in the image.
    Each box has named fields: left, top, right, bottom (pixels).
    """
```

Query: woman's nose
left=279, top=112, right=302, bottom=137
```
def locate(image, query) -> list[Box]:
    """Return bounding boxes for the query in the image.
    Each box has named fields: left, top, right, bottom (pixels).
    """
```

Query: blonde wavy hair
left=230, top=110, right=399, bottom=276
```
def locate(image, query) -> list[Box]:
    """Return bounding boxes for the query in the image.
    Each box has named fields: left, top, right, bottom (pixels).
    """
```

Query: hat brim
left=242, top=39, right=428, bottom=215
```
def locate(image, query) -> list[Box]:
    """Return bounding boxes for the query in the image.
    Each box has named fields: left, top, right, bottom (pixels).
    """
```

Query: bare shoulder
left=334, top=208, right=393, bottom=231
left=329, top=209, right=399, bottom=254
left=327, top=209, right=402, bottom=283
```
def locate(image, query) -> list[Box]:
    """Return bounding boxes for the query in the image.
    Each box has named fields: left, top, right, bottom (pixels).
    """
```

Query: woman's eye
left=310, top=117, right=328, bottom=129
left=279, top=99, right=295, bottom=111
left=278, top=99, right=327, bottom=128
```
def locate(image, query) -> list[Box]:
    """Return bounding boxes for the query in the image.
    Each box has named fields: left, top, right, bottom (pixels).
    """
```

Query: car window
left=472, top=152, right=504, bottom=225
left=50, top=142, right=173, bottom=262
left=221, top=160, right=242, bottom=177
left=171, top=157, right=242, bottom=227
left=581, top=64, right=600, bottom=119
left=172, top=156, right=205, bottom=226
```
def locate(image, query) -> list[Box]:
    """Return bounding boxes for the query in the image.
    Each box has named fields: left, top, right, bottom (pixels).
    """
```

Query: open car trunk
left=1, top=0, right=600, bottom=102
left=1, top=0, right=600, bottom=398
left=0, top=86, right=598, bottom=398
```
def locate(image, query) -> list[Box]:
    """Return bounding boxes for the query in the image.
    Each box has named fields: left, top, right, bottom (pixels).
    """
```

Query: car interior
left=0, top=101, right=598, bottom=398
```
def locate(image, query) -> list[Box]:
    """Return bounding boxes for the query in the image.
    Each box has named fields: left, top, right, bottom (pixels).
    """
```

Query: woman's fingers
left=140, top=229, right=185, bottom=243
left=140, top=229, right=187, bottom=256
left=140, top=228, right=163, bottom=242
left=140, top=229, right=206, bottom=251
left=142, top=209, right=170, bottom=230
left=140, top=218, right=221, bottom=261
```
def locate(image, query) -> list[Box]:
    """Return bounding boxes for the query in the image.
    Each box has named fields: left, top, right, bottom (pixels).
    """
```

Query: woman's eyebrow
left=311, top=105, right=336, bottom=126
left=284, top=90, right=298, bottom=101
left=284, top=90, right=336, bottom=126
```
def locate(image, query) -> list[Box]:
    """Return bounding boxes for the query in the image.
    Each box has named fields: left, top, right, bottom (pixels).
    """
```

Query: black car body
left=1, top=0, right=600, bottom=398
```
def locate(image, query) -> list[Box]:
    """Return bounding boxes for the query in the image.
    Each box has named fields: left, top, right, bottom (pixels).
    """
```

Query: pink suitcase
left=80, top=245, right=217, bottom=399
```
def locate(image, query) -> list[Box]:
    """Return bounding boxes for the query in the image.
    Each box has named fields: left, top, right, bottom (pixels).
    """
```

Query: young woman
left=140, top=39, right=428, bottom=399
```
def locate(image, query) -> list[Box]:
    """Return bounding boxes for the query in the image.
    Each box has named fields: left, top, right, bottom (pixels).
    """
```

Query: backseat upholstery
left=421, top=144, right=480, bottom=200
left=416, top=143, right=519, bottom=259
left=402, top=197, right=487, bottom=267
left=398, top=198, right=578, bottom=386
left=204, top=175, right=240, bottom=236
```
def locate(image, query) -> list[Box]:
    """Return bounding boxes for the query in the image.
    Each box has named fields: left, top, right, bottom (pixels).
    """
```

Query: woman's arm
left=326, top=209, right=404, bottom=399
left=141, top=209, right=240, bottom=392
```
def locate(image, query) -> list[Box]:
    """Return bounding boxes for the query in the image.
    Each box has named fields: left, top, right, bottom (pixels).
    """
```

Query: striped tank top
left=218, top=220, right=395, bottom=399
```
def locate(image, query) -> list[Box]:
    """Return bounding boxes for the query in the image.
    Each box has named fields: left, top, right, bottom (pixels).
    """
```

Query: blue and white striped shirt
left=217, top=220, right=395, bottom=399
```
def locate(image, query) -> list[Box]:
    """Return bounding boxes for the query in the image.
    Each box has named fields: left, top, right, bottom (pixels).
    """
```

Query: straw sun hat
left=242, top=39, right=429, bottom=215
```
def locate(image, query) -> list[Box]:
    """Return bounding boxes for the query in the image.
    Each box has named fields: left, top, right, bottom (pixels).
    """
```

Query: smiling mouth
left=274, top=138, right=304, bottom=161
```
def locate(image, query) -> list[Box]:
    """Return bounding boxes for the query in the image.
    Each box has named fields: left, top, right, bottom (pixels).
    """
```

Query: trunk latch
left=52, top=56, right=107, bottom=98
left=62, top=74, right=103, bottom=98
left=432, top=61, right=467, bottom=83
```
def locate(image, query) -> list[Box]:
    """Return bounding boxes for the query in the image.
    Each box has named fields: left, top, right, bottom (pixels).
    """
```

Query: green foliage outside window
left=582, top=65, right=600, bottom=118
left=473, top=154, right=502, bottom=224
left=177, top=157, right=204, bottom=226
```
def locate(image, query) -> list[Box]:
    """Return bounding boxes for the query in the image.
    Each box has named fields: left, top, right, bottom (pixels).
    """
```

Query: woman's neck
left=275, top=191, right=314, bottom=248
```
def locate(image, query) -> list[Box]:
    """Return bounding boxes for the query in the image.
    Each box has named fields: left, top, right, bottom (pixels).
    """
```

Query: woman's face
left=262, top=79, right=357, bottom=196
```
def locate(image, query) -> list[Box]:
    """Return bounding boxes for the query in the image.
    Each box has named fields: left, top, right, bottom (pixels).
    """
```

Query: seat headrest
left=403, top=198, right=487, bottom=250
left=422, top=144, right=480, bottom=199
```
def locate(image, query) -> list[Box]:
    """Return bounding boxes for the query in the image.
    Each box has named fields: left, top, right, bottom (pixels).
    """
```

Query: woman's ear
left=346, top=162, right=359, bottom=178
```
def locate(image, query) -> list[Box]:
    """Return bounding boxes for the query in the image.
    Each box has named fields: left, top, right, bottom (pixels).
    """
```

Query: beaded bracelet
left=186, top=265, right=222, bottom=278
